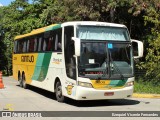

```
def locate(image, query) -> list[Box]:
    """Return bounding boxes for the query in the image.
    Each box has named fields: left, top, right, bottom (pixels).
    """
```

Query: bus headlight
left=125, top=81, right=134, bottom=87
left=78, top=81, right=93, bottom=88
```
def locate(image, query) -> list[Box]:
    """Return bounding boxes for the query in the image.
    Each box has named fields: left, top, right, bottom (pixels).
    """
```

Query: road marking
left=133, top=93, right=160, bottom=98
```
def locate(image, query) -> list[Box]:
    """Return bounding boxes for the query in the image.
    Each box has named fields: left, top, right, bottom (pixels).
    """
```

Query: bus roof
left=14, top=24, right=61, bottom=40
left=14, top=21, right=127, bottom=40
left=61, top=21, right=127, bottom=28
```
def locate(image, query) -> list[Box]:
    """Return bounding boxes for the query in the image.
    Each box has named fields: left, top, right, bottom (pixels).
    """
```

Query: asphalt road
left=0, top=77, right=160, bottom=120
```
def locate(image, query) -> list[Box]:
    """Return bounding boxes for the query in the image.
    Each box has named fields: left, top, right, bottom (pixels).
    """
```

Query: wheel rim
left=19, top=76, right=22, bottom=87
left=22, top=75, right=26, bottom=88
left=22, top=79, right=25, bottom=87
left=57, top=86, right=62, bottom=98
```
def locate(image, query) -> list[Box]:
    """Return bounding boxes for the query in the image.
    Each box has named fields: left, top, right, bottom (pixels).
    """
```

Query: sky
left=0, top=0, right=15, bottom=6
left=0, top=0, right=32, bottom=6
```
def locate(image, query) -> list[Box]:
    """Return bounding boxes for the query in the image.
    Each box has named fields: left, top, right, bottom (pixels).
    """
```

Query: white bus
left=13, top=21, right=143, bottom=102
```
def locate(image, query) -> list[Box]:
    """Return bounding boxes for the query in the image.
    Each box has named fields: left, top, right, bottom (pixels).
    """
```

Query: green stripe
left=109, top=80, right=127, bottom=87
left=45, top=24, right=61, bottom=31
left=32, top=53, right=52, bottom=81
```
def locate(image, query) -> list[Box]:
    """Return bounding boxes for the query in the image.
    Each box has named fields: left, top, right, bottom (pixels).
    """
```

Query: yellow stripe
left=31, top=28, right=45, bottom=34
left=91, top=80, right=110, bottom=89
left=132, top=93, right=160, bottom=98
left=14, top=33, right=33, bottom=40
left=91, top=80, right=126, bottom=90
left=14, top=24, right=58, bottom=40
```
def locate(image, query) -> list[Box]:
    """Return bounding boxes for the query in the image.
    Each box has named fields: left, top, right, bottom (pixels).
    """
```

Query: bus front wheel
left=55, top=81, right=65, bottom=102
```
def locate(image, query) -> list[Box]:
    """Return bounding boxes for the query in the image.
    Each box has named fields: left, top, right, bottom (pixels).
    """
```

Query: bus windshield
left=78, top=42, right=133, bottom=79
left=78, top=27, right=133, bottom=79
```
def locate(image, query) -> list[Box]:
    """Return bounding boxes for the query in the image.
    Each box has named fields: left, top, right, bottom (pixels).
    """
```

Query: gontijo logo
left=21, top=55, right=34, bottom=62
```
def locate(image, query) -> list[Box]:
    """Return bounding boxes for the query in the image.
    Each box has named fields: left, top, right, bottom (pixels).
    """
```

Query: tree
left=0, top=6, right=8, bottom=72
left=0, top=0, right=43, bottom=75
left=138, top=0, right=160, bottom=82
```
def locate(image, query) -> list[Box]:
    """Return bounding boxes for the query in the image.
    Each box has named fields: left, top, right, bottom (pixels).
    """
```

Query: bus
left=13, top=21, right=143, bottom=102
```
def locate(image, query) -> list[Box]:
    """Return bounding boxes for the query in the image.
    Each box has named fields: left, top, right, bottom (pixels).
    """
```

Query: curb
left=132, top=93, right=160, bottom=98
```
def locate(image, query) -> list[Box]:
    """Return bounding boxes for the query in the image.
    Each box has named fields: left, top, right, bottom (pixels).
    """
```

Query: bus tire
left=18, top=73, right=23, bottom=87
left=22, top=73, right=28, bottom=89
left=55, top=81, right=65, bottom=102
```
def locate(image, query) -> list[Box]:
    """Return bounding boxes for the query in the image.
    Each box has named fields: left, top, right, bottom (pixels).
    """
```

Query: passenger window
left=43, top=39, right=47, bottom=51
left=19, top=40, right=24, bottom=53
left=38, top=37, right=42, bottom=52
left=51, top=28, right=62, bottom=52
left=26, top=39, right=29, bottom=52
left=22, top=40, right=27, bottom=53
left=47, top=37, right=53, bottom=51
left=14, top=41, right=18, bottom=53
left=34, top=38, right=38, bottom=52
left=29, top=38, right=34, bottom=52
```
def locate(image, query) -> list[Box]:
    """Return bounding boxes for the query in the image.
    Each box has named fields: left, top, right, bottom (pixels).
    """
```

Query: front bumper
left=75, top=86, right=133, bottom=100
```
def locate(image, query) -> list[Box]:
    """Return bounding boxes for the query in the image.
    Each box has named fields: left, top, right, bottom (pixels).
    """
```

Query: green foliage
left=134, top=78, right=160, bottom=94
left=141, top=32, right=160, bottom=81
left=136, top=0, right=160, bottom=81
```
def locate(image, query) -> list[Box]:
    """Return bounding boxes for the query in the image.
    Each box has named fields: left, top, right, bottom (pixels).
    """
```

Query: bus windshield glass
left=77, top=25, right=133, bottom=80
left=77, top=26, right=129, bottom=41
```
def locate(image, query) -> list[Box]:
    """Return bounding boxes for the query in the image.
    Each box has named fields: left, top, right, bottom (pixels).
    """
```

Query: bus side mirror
left=72, top=37, right=80, bottom=56
left=131, top=39, right=143, bottom=59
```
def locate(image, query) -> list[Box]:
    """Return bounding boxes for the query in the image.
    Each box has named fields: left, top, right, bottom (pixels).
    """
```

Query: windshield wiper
left=108, top=51, right=125, bottom=80
left=100, top=58, right=109, bottom=79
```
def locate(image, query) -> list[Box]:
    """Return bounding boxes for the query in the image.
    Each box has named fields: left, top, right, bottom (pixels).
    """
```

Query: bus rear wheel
left=22, top=74, right=28, bottom=89
left=55, top=81, right=65, bottom=102
left=18, top=74, right=23, bottom=87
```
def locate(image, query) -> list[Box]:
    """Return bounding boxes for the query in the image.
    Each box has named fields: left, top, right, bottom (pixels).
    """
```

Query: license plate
left=104, top=92, right=114, bottom=96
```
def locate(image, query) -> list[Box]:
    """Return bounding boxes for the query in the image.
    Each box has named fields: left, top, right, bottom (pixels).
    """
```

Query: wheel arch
left=22, top=71, right=25, bottom=77
left=18, top=71, right=21, bottom=81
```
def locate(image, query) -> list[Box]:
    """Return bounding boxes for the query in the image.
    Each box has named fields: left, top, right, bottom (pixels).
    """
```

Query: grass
left=134, top=79, right=160, bottom=94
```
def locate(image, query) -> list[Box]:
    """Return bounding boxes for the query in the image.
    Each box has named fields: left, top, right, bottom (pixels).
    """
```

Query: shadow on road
left=17, top=85, right=57, bottom=100
left=66, top=99, right=140, bottom=107
left=18, top=85, right=140, bottom=107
